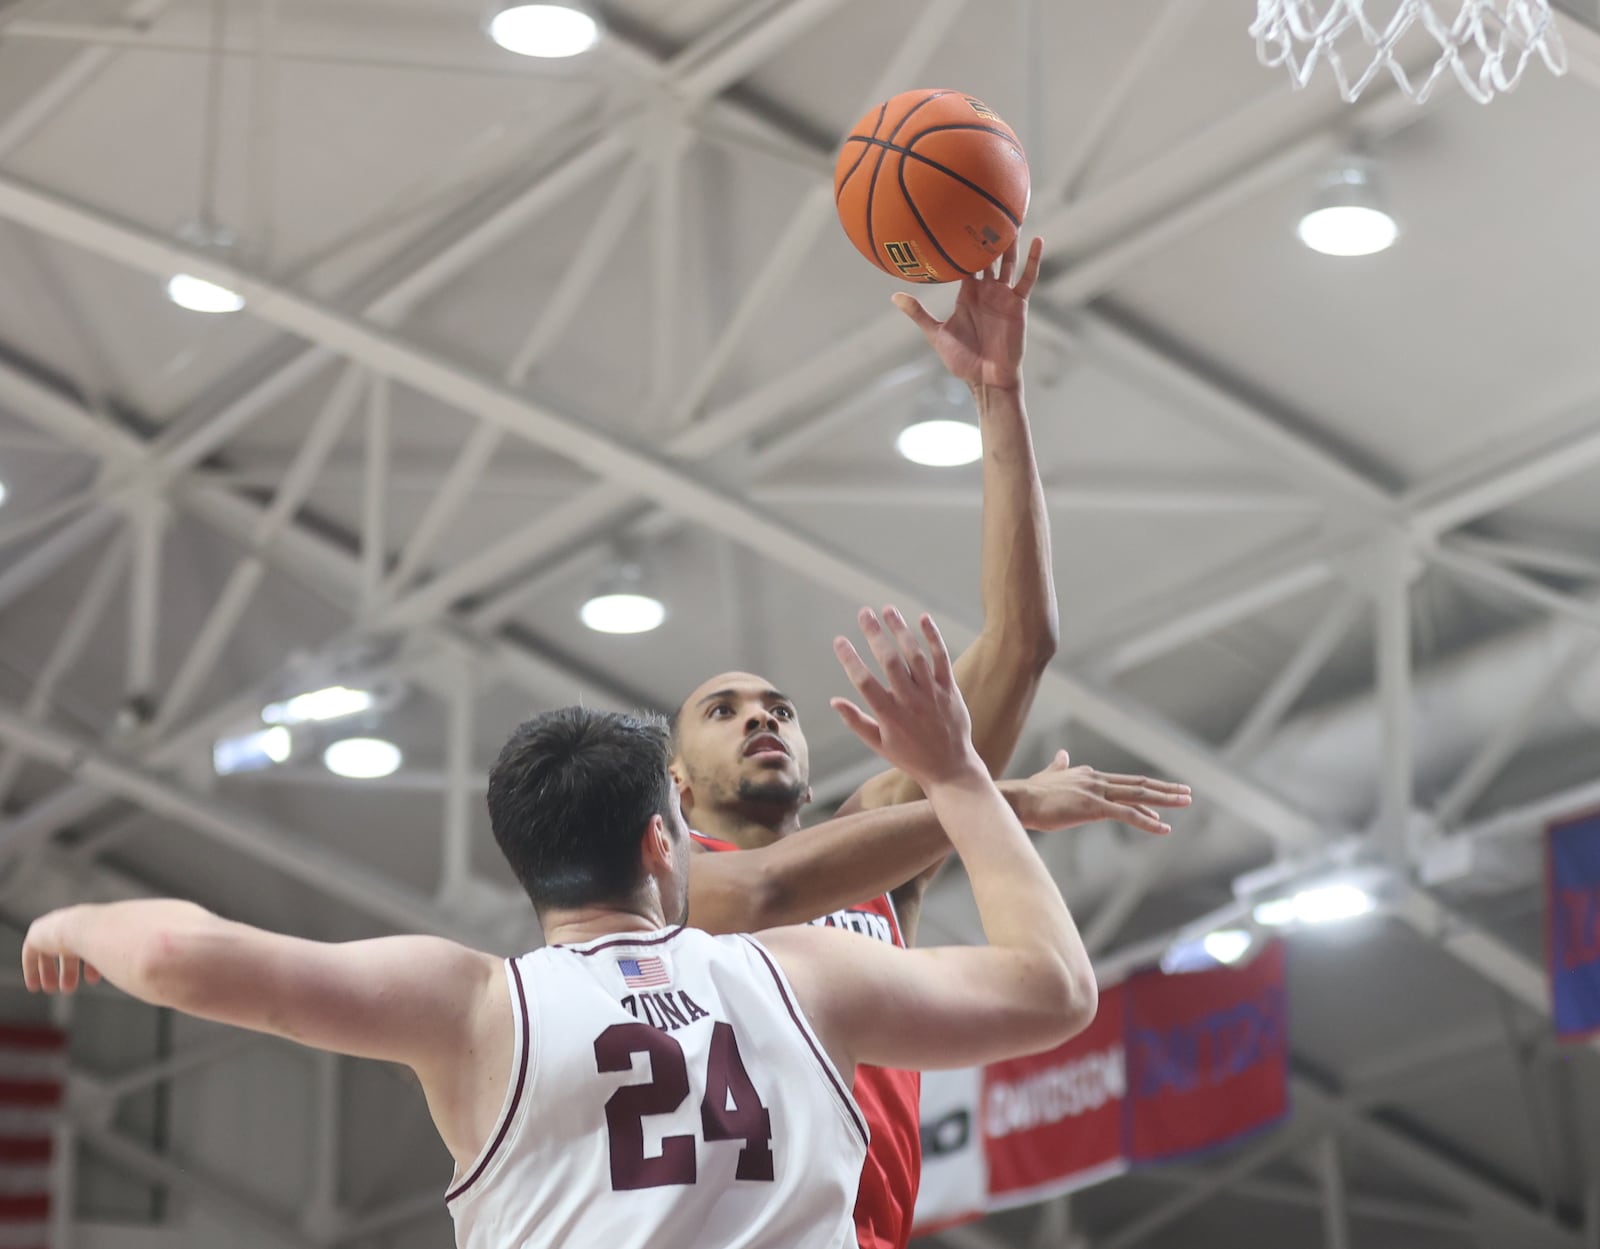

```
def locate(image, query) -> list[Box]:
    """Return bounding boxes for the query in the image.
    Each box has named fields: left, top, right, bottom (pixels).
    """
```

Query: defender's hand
left=1016, top=750, right=1191, bottom=837
left=21, top=908, right=100, bottom=994
left=831, top=607, right=980, bottom=788
left=892, top=236, right=1043, bottom=391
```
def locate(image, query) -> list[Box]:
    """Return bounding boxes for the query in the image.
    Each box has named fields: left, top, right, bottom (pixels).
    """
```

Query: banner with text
left=1548, top=812, right=1600, bottom=1041
left=912, top=944, right=1289, bottom=1235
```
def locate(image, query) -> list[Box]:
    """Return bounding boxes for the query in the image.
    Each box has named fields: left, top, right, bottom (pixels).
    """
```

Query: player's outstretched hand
left=892, top=236, right=1042, bottom=391
left=1014, top=750, right=1191, bottom=837
left=21, top=908, right=100, bottom=995
left=831, top=606, right=980, bottom=789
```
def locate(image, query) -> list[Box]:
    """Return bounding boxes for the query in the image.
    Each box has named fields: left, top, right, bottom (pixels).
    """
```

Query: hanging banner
left=982, top=980, right=1127, bottom=1207
left=0, top=1023, right=65, bottom=1249
left=912, top=944, right=1288, bottom=1236
left=1547, top=812, right=1600, bottom=1040
left=1123, top=940, right=1289, bottom=1164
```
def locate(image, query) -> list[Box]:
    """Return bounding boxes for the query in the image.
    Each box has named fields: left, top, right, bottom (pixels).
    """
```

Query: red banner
left=1124, top=941, right=1289, bottom=1163
left=982, top=982, right=1126, bottom=1205
left=913, top=944, right=1288, bottom=1234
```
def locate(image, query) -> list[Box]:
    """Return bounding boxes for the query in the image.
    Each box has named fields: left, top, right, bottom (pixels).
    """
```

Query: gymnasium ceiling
left=2, top=2, right=1600, bottom=1248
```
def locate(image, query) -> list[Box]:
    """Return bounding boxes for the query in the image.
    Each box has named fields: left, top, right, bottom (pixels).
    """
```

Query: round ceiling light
left=323, top=737, right=402, bottom=780
left=580, top=592, right=666, bottom=635
left=167, top=273, right=246, bottom=314
left=1298, top=160, right=1398, bottom=257
left=489, top=4, right=601, bottom=58
left=896, top=419, right=982, bottom=468
left=1297, top=205, right=1399, bottom=257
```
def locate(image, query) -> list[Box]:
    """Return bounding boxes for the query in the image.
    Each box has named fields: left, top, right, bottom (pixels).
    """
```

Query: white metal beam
left=1316, top=1134, right=1352, bottom=1249
left=150, top=366, right=367, bottom=736
left=0, top=699, right=495, bottom=945
left=1392, top=886, right=1600, bottom=1058
left=1374, top=541, right=1416, bottom=859
left=360, top=374, right=391, bottom=620
left=80, top=1123, right=318, bottom=1249
left=1434, top=631, right=1597, bottom=826
left=1295, top=1074, right=1580, bottom=1249
left=0, top=530, right=129, bottom=808
left=0, top=181, right=1326, bottom=846
left=1141, top=1167, right=1473, bottom=1234
left=0, top=0, right=171, bottom=157
left=1099, top=1120, right=1323, bottom=1249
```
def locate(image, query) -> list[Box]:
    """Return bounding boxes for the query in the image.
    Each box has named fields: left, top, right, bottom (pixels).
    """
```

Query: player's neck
left=541, top=903, right=673, bottom=947
left=690, top=804, right=804, bottom=850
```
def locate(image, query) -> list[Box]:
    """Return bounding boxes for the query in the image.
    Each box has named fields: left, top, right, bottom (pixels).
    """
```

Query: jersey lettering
left=810, top=907, right=894, bottom=945
left=619, top=990, right=711, bottom=1033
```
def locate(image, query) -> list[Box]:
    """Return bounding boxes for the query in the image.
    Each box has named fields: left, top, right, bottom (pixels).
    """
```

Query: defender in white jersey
left=20, top=608, right=1186, bottom=1249
left=449, top=926, right=865, bottom=1249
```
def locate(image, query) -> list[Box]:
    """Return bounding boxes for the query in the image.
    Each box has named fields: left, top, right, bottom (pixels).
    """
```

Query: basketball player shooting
left=23, top=608, right=1116, bottom=1249
left=672, top=234, right=1119, bottom=1249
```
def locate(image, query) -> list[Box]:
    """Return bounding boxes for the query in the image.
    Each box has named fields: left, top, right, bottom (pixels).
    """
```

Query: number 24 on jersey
left=594, top=1021, right=775, bottom=1191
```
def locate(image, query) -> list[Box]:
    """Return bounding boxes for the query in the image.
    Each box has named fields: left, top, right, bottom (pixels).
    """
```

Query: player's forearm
left=926, top=769, right=1094, bottom=1012
left=49, top=900, right=218, bottom=1005
left=690, top=800, right=957, bottom=931
left=973, top=382, right=1058, bottom=665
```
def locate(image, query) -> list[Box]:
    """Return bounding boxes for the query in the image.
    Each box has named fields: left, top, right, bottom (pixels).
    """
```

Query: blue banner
left=1548, top=813, right=1600, bottom=1040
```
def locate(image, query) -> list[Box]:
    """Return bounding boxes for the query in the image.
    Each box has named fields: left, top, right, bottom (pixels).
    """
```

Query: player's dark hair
left=488, top=707, right=677, bottom=912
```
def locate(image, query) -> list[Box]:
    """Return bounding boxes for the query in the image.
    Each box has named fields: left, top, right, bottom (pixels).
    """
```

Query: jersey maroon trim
left=738, top=936, right=870, bottom=1150
left=445, top=960, right=530, bottom=1203
left=560, top=926, right=688, bottom=956
left=690, top=831, right=741, bottom=854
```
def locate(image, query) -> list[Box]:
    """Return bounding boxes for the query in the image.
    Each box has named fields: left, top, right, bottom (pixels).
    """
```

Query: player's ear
left=672, top=767, right=696, bottom=817
left=641, top=814, right=672, bottom=871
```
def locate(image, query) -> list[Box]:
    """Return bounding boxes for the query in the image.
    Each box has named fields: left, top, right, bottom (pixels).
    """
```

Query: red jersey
left=691, top=832, right=922, bottom=1249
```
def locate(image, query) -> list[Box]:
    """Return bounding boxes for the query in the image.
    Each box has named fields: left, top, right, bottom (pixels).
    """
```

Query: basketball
left=833, top=88, right=1031, bottom=284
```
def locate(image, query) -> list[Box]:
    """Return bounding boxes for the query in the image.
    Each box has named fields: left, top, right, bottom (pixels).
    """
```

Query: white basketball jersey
left=447, top=925, right=868, bottom=1249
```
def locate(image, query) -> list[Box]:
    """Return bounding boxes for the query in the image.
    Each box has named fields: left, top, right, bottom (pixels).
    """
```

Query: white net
left=1251, top=1, right=1568, bottom=103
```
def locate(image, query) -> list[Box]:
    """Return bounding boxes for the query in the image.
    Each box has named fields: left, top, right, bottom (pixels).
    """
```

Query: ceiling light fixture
left=261, top=685, right=377, bottom=726
left=580, top=559, right=665, bottom=635
left=1253, top=882, right=1376, bottom=928
left=166, top=272, right=246, bottom=314
left=213, top=726, right=292, bottom=777
left=896, top=419, right=983, bottom=468
left=1201, top=929, right=1255, bottom=965
left=1298, top=159, right=1399, bottom=257
left=898, top=376, right=982, bottom=467
left=489, top=4, right=601, bottom=58
left=323, top=737, right=403, bottom=780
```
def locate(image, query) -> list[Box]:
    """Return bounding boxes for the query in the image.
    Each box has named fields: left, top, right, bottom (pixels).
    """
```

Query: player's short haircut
left=488, top=707, right=677, bottom=912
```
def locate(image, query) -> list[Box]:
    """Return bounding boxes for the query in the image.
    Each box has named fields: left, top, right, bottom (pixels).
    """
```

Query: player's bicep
left=759, top=925, right=1084, bottom=1073
left=164, top=925, right=500, bottom=1072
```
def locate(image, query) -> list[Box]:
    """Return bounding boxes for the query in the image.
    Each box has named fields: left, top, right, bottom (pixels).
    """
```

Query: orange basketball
left=834, top=88, right=1030, bottom=284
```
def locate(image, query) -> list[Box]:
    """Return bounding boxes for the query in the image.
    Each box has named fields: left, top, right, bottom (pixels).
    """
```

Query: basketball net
left=1251, top=0, right=1568, bottom=103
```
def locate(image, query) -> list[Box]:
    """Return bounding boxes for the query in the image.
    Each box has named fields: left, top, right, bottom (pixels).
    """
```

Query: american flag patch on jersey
left=617, top=956, right=670, bottom=988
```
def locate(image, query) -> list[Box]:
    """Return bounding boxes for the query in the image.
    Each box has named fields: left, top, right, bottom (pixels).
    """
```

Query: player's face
left=672, top=672, right=811, bottom=816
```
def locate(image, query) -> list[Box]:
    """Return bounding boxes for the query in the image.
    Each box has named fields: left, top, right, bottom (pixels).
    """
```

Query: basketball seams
left=896, top=155, right=972, bottom=280
left=862, top=91, right=952, bottom=276
left=850, top=135, right=1024, bottom=235
left=833, top=102, right=888, bottom=203
left=902, top=131, right=1026, bottom=227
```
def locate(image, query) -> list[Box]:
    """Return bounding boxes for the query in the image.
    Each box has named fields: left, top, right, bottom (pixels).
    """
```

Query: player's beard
left=737, top=775, right=808, bottom=810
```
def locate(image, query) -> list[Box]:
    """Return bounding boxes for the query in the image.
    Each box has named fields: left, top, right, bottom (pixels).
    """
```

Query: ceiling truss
left=1, top=3, right=1599, bottom=1247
